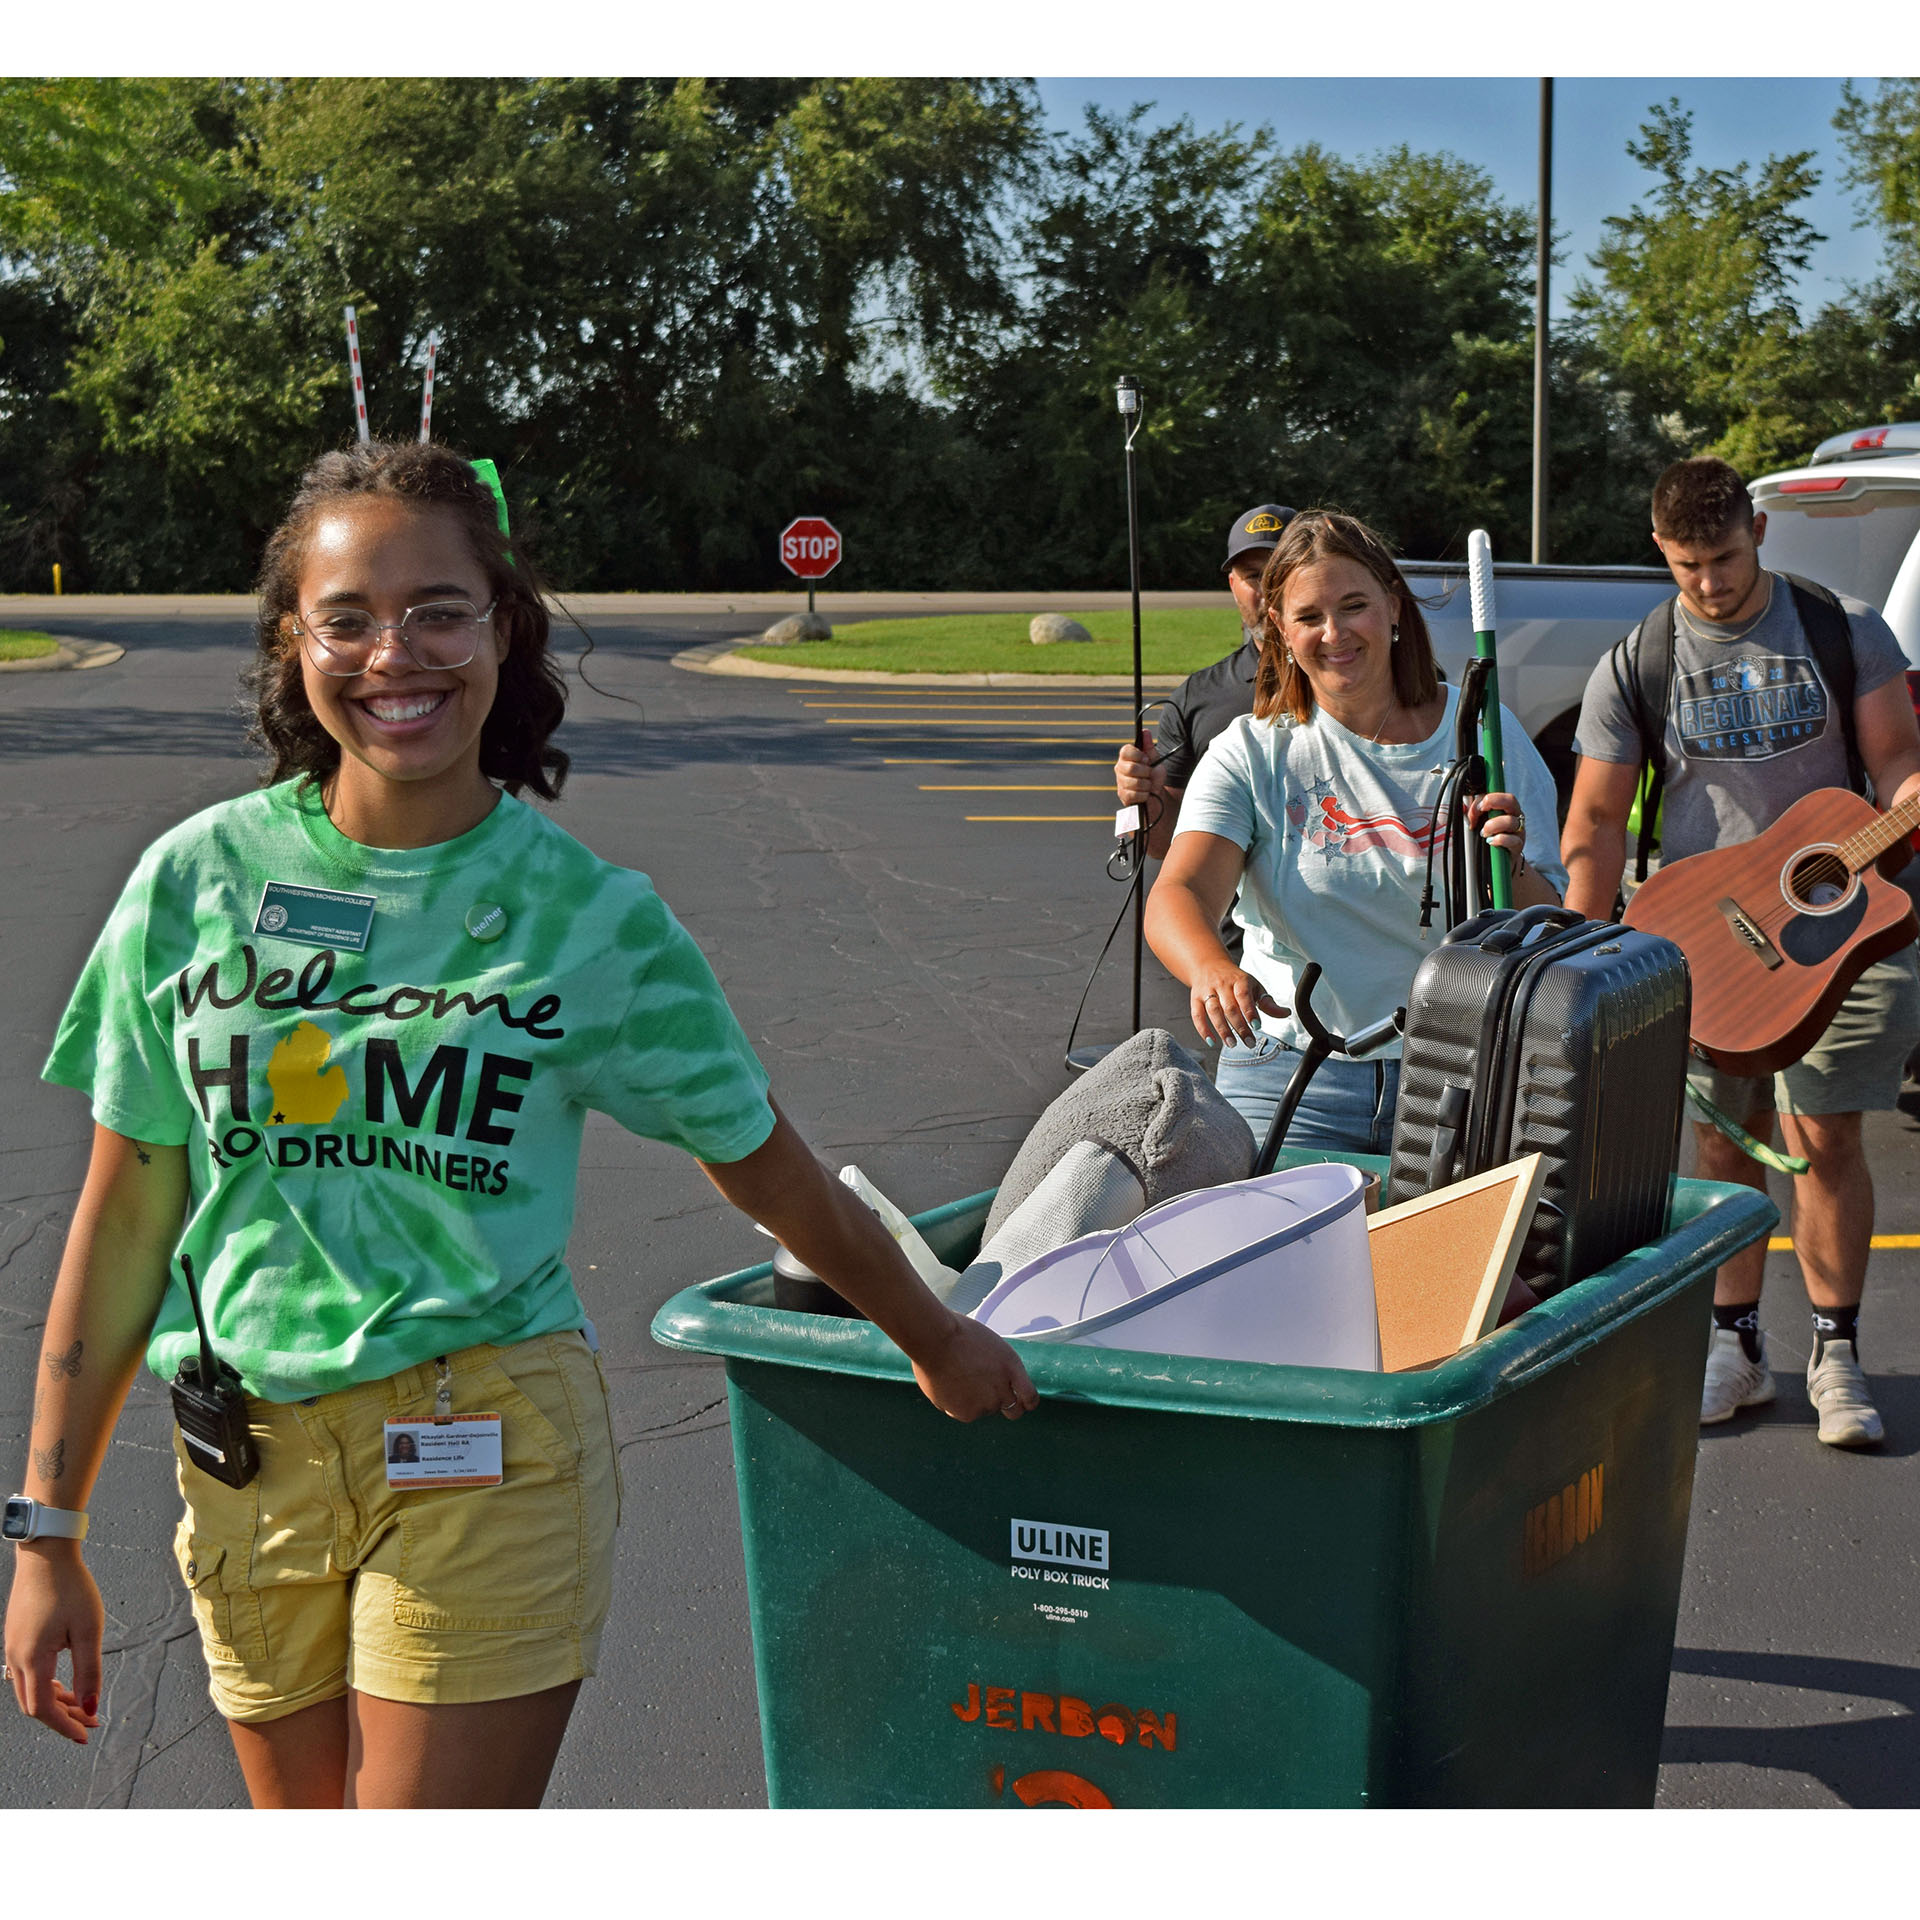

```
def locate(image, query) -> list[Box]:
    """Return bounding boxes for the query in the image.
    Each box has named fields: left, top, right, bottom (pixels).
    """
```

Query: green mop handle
left=1466, top=528, right=1512, bottom=910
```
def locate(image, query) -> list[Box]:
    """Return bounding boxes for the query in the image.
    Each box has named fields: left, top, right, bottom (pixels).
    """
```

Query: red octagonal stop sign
left=779, top=516, right=843, bottom=580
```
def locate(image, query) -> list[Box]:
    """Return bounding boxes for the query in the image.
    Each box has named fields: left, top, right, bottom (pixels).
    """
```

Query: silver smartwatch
left=3, top=1496, right=89, bottom=1543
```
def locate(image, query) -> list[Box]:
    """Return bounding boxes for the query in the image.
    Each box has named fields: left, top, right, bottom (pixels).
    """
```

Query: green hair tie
left=470, top=458, right=514, bottom=566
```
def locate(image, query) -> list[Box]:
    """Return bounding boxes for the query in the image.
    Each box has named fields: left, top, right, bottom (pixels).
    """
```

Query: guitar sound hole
left=1788, top=850, right=1853, bottom=910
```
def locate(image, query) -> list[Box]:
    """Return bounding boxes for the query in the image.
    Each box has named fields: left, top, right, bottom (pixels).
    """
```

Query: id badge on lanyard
left=385, top=1357, right=502, bottom=1489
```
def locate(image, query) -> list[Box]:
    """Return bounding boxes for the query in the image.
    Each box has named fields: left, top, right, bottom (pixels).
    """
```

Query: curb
left=0, top=635, right=126, bottom=674
left=671, top=642, right=1187, bottom=690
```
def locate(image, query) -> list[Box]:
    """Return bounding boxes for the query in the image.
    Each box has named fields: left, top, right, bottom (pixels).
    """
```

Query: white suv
left=1752, top=423, right=1920, bottom=712
left=1752, top=423, right=1920, bottom=897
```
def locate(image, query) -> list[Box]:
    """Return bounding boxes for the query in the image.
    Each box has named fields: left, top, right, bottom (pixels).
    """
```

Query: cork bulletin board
left=1368, top=1154, right=1548, bottom=1373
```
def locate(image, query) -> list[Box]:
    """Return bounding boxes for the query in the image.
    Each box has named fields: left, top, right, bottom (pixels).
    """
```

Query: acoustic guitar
left=1621, top=786, right=1920, bottom=1078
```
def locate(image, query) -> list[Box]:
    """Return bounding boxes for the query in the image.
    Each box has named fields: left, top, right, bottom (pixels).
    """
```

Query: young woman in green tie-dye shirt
left=5, top=444, right=1034, bottom=1806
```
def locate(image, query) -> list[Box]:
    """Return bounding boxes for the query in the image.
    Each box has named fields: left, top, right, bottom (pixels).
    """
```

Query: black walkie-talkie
left=169, top=1254, right=259, bottom=1489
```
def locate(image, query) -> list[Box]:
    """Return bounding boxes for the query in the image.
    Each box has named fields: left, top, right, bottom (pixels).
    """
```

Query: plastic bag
left=838, top=1165, right=964, bottom=1304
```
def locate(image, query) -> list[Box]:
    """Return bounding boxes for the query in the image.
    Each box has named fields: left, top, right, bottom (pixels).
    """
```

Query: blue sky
left=1033, top=78, right=1888, bottom=317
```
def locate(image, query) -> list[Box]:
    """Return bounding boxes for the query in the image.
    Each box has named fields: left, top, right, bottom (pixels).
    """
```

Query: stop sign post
left=779, top=516, right=842, bottom=614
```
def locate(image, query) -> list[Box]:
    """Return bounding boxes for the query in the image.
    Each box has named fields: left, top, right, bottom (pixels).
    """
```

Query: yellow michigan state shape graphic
left=265, top=1020, right=351, bottom=1125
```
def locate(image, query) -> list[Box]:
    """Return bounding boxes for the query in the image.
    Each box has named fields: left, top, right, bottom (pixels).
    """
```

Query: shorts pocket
left=466, top=1352, right=579, bottom=1477
left=387, top=1345, right=587, bottom=1634
left=173, top=1529, right=267, bottom=1661
left=389, top=1467, right=583, bottom=1633
left=592, top=1351, right=624, bottom=1530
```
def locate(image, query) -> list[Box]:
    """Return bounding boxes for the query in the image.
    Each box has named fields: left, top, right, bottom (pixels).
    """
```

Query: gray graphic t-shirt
left=1573, top=573, right=1906, bottom=865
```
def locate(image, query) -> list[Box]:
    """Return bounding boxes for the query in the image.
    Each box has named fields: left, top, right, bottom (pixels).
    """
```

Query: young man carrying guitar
left=1563, top=457, right=1920, bottom=1446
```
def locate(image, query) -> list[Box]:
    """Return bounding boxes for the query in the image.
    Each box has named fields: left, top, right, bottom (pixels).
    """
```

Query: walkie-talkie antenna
left=180, top=1254, right=220, bottom=1383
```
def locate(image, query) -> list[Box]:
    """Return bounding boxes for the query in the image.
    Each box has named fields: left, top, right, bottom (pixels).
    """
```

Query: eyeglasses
left=294, top=598, right=497, bottom=676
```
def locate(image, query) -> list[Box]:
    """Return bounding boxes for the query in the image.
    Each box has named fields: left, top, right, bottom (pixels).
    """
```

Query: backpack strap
left=1780, top=573, right=1867, bottom=795
left=1608, top=596, right=1676, bottom=883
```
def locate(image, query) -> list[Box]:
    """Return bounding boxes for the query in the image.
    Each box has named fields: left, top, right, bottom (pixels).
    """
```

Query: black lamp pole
left=1117, top=373, right=1145, bottom=1034
left=1532, top=78, right=1554, bottom=564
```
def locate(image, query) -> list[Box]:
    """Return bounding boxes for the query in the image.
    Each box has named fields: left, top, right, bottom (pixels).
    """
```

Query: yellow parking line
left=824, top=717, right=1125, bottom=727
left=965, top=815, right=1112, bottom=823
left=853, top=737, right=1129, bottom=747
left=1769, top=1234, right=1920, bottom=1250
left=785, top=688, right=1101, bottom=694
left=804, top=702, right=1129, bottom=712
left=920, top=785, right=1111, bottom=792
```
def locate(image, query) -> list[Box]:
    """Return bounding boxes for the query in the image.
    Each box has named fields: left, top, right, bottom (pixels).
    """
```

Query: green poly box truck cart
left=652, top=1154, right=1775, bottom=1808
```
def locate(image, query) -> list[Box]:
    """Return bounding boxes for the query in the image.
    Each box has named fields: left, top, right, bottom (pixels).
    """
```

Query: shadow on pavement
left=0, top=706, right=252, bottom=759
left=1663, top=1646, right=1920, bottom=1806
left=1695, top=1365, right=1920, bottom=1461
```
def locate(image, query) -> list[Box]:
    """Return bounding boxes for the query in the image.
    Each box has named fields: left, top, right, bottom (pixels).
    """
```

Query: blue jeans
left=1215, top=1044, right=1402, bottom=1159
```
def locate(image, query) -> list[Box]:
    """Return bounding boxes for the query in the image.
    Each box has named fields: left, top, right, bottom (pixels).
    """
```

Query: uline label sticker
left=1011, top=1517, right=1110, bottom=1572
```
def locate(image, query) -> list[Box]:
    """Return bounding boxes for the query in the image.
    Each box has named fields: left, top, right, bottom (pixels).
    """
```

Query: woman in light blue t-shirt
left=1145, top=510, right=1568, bottom=1155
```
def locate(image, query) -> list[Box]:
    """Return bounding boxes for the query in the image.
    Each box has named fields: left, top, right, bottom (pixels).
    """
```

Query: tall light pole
left=1063, top=374, right=1150, bottom=1074
left=1532, top=78, right=1554, bottom=565
left=1117, top=372, right=1145, bottom=1035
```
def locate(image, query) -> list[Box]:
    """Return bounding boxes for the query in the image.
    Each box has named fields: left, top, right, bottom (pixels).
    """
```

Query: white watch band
left=4, top=1497, right=89, bottom=1543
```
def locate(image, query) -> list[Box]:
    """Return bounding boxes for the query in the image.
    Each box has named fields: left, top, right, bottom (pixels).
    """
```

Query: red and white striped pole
left=418, top=330, right=440, bottom=444
left=344, top=306, right=370, bottom=444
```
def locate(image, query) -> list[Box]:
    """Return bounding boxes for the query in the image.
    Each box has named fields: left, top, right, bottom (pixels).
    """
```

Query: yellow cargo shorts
left=170, top=1330, right=621, bottom=1725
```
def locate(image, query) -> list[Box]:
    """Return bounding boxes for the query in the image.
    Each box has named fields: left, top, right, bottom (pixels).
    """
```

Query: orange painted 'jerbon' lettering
left=1523, top=1462, right=1606, bottom=1577
left=951, top=1681, right=1176, bottom=1753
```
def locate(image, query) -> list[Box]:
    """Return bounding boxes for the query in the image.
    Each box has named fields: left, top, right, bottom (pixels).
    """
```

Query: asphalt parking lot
left=2, top=596, right=1915, bottom=1807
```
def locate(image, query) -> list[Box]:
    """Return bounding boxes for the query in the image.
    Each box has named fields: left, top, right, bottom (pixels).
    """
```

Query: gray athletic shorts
left=1687, top=943, right=1920, bottom=1120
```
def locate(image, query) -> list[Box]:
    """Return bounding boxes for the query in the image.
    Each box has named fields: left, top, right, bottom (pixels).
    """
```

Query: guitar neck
left=1840, top=791, right=1920, bottom=872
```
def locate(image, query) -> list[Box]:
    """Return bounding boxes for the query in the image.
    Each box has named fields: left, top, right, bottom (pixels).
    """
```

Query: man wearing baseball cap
left=1114, top=503, right=1294, bottom=857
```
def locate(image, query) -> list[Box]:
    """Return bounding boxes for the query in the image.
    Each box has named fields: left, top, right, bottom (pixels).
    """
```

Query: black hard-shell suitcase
left=1386, top=904, right=1692, bottom=1297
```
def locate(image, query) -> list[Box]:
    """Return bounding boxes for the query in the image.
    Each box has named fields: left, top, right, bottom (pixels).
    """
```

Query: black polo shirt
left=1151, top=631, right=1261, bottom=787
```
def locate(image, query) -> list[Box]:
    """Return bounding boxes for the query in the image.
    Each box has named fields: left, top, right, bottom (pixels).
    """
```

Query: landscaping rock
left=1029, top=613, right=1093, bottom=646
left=760, top=611, right=833, bottom=645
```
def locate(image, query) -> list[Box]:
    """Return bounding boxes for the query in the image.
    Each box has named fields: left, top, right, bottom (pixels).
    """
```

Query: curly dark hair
left=248, top=442, right=569, bottom=799
left=1254, top=510, right=1441, bottom=724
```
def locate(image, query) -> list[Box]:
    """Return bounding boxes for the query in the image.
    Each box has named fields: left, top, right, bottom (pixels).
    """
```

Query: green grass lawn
left=736, top=607, right=1244, bottom=676
left=0, top=630, right=60, bottom=662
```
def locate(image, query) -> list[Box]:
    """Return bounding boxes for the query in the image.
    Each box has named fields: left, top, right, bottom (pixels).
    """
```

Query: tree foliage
left=2, top=80, right=1917, bottom=591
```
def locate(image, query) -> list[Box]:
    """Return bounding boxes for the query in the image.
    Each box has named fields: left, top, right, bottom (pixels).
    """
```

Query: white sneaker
left=1807, top=1337, right=1884, bottom=1448
left=1701, top=1327, right=1775, bottom=1424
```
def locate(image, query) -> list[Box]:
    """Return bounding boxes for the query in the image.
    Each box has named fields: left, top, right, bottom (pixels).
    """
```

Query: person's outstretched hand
left=700, top=1105, right=1042, bottom=1424
left=912, top=1310, right=1040, bottom=1423
left=5, top=1544, right=105, bottom=1745
left=1188, top=960, right=1286, bottom=1051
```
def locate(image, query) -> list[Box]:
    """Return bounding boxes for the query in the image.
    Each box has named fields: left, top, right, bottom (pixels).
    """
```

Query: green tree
left=1568, top=100, right=1864, bottom=476
left=1835, top=79, right=1920, bottom=286
left=0, top=77, right=1046, bottom=590
left=1829, top=79, right=1920, bottom=421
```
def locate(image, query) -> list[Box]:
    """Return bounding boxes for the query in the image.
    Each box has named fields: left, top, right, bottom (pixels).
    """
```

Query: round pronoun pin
left=465, top=902, right=507, bottom=943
